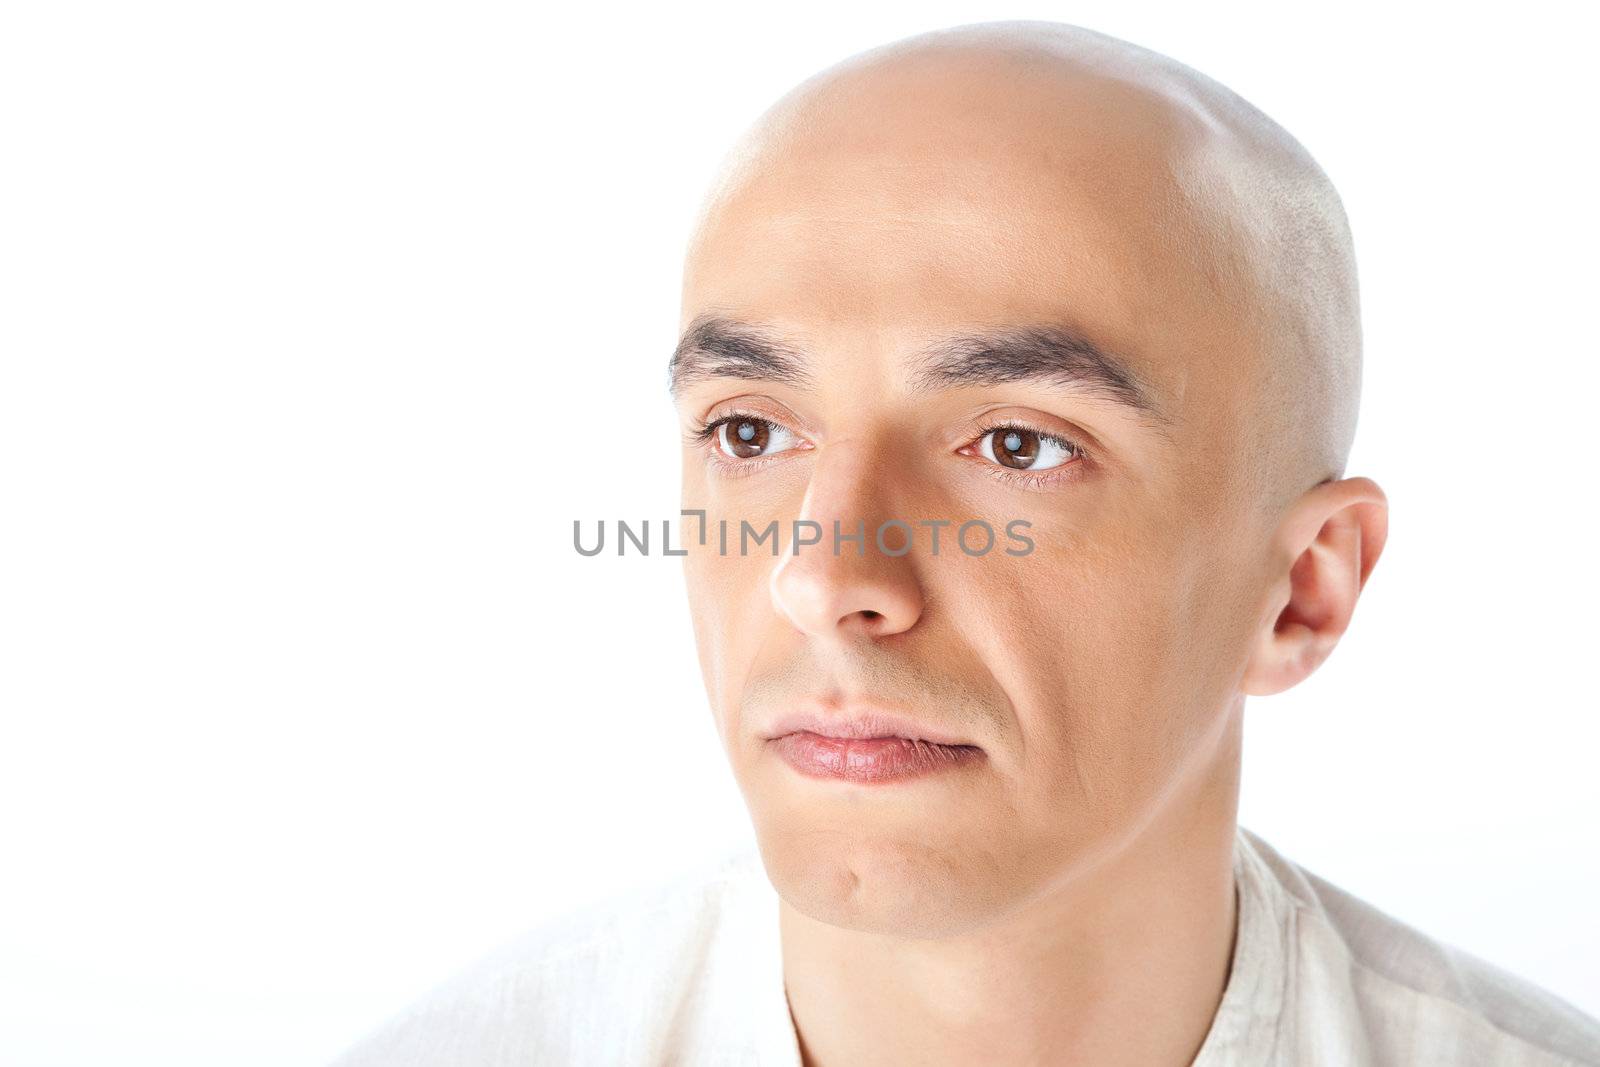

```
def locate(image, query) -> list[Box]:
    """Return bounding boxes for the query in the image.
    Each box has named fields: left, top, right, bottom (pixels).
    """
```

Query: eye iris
left=726, top=418, right=769, bottom=458
left=994, top=428, right=1040, bottom=469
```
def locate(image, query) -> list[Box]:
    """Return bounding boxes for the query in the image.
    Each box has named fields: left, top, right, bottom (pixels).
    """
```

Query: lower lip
left=770, top=731, right=984, bottom=784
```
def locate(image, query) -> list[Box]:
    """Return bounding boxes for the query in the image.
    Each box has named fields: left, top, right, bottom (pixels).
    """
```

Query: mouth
left=763, top=709, right=984, bottom=784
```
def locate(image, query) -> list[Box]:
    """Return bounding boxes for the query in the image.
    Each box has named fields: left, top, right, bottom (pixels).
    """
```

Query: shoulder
left=1240, top=829, right=1600, bottom=1067
left=328, top=844, right=793, bottom=1067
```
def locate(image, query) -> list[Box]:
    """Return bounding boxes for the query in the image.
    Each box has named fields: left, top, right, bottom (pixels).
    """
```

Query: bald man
left=333, top=21, right=1600, bottom=1067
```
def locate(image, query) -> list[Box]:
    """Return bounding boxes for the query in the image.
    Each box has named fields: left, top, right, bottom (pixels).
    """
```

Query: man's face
left=674, top=69, right=1280, bottom=938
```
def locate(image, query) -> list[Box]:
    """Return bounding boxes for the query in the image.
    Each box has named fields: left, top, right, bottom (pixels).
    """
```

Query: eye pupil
left=737, top=423, right=756, bottom=442
left=994, top=428, right=1040, bottom=469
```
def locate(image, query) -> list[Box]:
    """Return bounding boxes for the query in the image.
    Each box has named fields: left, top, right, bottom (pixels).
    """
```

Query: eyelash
left=689, top=412, right=750, bottom=445
left=688, top=412, right=1091, bottom=486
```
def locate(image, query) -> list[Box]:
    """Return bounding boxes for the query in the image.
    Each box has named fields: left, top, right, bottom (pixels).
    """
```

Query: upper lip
left=764, top=705, right=977, bottom=748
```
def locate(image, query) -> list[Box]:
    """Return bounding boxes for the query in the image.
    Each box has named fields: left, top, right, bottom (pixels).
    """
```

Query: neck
left=778, top=713, right=1242, bottom=1067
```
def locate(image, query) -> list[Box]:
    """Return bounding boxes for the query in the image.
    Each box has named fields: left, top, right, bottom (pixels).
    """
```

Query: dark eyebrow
left=670, top=314, right=1166, bottom=427
left=908, top=325, right=1166, bottom=423
left=668, top=314, right=812, bottom=396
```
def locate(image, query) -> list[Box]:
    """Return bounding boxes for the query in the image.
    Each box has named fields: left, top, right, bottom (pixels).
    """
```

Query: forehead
left=681, top=80, right=1260, bottom=419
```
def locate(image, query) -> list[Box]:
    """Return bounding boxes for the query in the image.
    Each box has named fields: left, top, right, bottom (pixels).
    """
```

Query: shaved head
left=683, top=20, right=1360, bottom=513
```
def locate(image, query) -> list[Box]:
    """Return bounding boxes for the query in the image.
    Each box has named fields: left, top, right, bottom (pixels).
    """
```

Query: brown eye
left=994, top=428, right=1038, bottom=468
left=978, top=427, right=1077, bottom=471
left=711, top=417, right=802, bottom=462
left=721, top=418, right=769, bottom=458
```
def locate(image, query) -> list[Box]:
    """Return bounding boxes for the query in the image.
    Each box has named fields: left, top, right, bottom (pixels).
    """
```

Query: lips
left=764, top=709, right=983, bottom=784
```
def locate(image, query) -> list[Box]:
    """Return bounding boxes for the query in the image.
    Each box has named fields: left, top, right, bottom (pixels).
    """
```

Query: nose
left=768, top=449, right=925, bottom=640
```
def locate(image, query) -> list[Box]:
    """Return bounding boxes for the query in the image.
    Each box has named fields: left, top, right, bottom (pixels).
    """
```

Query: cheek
left=682, top=546, right=781, bottom=708
left=987, top=533, right=1214, bottom=807
left=1158, top=534, right=1262, bottom=717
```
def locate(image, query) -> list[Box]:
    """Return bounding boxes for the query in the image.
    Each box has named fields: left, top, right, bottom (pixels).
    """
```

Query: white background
left=2, top=2, right=1597, bottom=1064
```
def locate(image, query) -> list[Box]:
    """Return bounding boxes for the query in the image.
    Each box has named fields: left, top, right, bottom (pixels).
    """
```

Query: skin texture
left=673, top=21, right=1388, bottom=1067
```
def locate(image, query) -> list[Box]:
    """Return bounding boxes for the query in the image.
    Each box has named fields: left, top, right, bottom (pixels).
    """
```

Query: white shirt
left=331, top=828, right=1600, bottom=1066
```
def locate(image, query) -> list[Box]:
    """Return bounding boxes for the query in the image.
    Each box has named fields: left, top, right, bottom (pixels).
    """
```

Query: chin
left=753, top=821, right=1029, bottom=940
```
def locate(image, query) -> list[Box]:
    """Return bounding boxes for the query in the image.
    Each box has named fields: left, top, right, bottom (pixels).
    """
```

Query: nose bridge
left=769, top=432, right=925, bottom=639
left=796, top=432, right=900, bottom=536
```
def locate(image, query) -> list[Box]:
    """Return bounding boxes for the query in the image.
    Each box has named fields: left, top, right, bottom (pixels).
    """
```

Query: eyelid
left=693, top=393, right=813, bottom=430
left=964, top=415, right=1089, bottom=457
left=692, top=409, right=804, bottom=444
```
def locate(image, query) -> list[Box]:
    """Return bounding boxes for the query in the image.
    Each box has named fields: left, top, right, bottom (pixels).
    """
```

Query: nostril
left=860, top=610, right=882, bottom=621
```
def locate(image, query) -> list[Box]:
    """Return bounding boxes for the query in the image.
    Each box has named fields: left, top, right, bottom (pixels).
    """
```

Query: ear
left=1240, top=477, right=1389, bottom=697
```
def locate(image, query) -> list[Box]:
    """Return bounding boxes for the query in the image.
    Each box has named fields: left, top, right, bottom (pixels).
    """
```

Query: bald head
left=682, top=20, right=1360, bottom=512
left=675, top=22, right=1388, bottom=944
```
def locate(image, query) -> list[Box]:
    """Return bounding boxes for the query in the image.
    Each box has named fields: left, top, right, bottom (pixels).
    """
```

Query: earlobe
left=1240, top=477, right=1389, bottom=697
